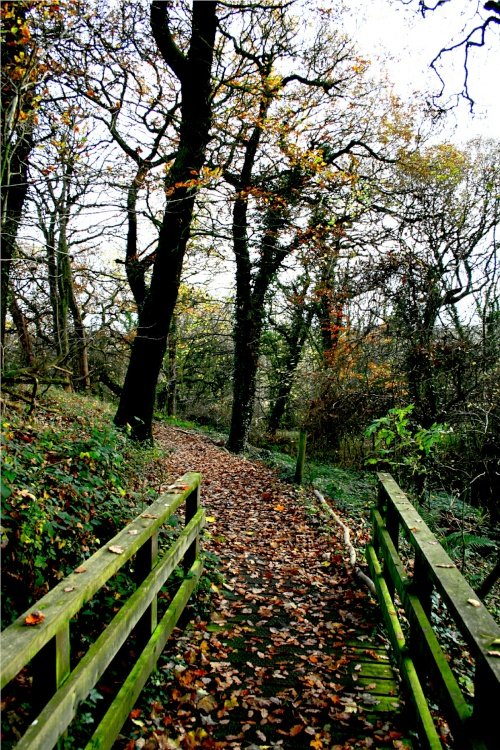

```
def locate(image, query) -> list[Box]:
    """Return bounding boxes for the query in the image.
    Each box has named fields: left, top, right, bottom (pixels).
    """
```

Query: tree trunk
left=165, top=314, right=177, bottom=416
left=268, top=301, right=313, bottom=433
left=0, top=2, right=34, bottom=367
left=68, top=283, right=90, bottom=390
left=227, top=177, right=295, bottom=452
left=114, top=1, right=217, bottom=440
left=0, top=132, right=32, bottom=367
left=125, top=165, right=149, bottom=310
left=9, top=292, right=35, bottom=367
left=228, top=312, right=263, bottom=453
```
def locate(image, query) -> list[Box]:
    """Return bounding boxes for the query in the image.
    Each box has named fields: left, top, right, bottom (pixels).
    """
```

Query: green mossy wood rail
left=0, top=472, right=204, bottom=750
left=368, top=472, right=500, bottom=750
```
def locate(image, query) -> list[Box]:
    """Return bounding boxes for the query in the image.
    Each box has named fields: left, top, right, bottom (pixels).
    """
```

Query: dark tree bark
left=267, top=299, right=313, bottom=433
left=227, top=123, right=315, bottom=450
left=1, top=2, right=35, bottom=367
left=165, top=314, right=177, bottom=416
left=229, top=302, right=266, bottom=453
left=227, top=191, right=293, bottom=452
left=114, top=1, right=218, bottom=440
left=9, top=292, right=35, bottom=367
left=314, top=279, right=345, bottom=363
left=1, top=132, right=32, bottom=365
left=124, top=165, right=150, bottom=311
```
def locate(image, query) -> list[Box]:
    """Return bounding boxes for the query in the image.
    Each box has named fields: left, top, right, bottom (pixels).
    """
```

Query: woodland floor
left=117, top=425, right=415, bottom=750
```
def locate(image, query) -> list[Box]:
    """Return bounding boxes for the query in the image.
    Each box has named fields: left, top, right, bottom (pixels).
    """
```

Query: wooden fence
left=367, top=472, right=500, bottom=750
left=0, top=472, right=205, bottom=750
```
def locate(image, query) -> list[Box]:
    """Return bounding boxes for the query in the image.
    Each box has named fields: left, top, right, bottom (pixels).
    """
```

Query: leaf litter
left=117, top=425, right=413, bottom=749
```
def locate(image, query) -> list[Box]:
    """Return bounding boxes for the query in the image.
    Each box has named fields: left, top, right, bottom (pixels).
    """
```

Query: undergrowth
left=258, top=440, right=498, bottom=618
left=1, top=389, right=222, bottom=748
left=1, top=395, right=497, bottom=746
left=1, top=389, right=168, bottom=623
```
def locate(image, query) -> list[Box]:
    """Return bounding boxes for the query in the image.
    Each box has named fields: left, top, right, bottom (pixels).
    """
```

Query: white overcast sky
left=342, top=0, right=499, bottom=143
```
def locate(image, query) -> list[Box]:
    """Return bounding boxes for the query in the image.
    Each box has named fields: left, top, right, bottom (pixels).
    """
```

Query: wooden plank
left=367, top=543, right=443, bottom=750
left=13, top=510, right=205, bottom=750
left=0, top=473, right=201, bottom=689
left=377, top=473, right=500, bottom=689
left=344, top=675, right=399, bottom=695
left=372, top=509, right=408, bottom=590
left=345, top=662, right=395, bottom=679
left=85, top=558, right=204, bottom=750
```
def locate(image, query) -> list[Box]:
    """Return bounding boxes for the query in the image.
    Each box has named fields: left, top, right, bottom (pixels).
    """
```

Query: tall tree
left=373, top=139, right=500, bottom=426
left=1, top=1, right=38, bottom=364
left=213, top=1, right=408, bottom=452
left=114, top=1, right=218, bottom=439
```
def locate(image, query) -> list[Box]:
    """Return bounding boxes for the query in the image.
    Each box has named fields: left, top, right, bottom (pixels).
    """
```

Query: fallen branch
left=313, top=489, right=376, bottom=596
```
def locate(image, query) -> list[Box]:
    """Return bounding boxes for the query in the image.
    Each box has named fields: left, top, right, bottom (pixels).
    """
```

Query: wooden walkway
left=3, top=426, right=499, bottom=748
left=1, top=426, right=416, bottom=749
left=116, top=426, right=415, bottom=749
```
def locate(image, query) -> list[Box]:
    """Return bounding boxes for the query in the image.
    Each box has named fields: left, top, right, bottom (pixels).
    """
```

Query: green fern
left=441, top=531, right=497, bottom=555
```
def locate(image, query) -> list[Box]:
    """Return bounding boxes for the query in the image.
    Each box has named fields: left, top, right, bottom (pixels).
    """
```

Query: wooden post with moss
left=134, top=530, right=159, bottom=650
left=294, top=430, right=307, bottom=484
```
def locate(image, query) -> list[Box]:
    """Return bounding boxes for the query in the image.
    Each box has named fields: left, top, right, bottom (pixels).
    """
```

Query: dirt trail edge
left=119, top=425, right=414, bottom=750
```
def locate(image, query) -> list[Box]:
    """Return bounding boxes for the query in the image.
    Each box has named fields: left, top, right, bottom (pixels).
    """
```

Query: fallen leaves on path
left=118, top=425, right=411, bottom=750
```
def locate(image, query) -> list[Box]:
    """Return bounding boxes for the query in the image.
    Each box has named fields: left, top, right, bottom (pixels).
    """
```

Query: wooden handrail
left=1, top=472, right=205, bottom=750
left=367, top=472, right=500, bottom=750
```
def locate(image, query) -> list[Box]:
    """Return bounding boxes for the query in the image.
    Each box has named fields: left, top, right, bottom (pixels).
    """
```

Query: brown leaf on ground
left=117, top=424, right=413, bottom=750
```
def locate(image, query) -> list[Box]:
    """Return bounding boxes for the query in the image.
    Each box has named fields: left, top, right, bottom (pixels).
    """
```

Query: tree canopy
left=1, top=0, right=499, bottom=516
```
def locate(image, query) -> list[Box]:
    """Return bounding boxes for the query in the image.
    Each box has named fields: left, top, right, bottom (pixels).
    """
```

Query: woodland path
left=120, top=425, right=413, bottom=750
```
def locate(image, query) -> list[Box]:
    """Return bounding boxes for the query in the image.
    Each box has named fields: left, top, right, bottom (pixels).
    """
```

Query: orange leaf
left=129, top=708, right=142, bottom=719
left=290, top=724, right=303, bottom=736
left=24, top=610, right=45, bottom=626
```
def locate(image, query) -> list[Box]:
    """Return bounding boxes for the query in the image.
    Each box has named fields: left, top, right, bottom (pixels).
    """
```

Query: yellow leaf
left=197, top=693, right=217, bottom=713
left=206, top=516, right=217, bottom=523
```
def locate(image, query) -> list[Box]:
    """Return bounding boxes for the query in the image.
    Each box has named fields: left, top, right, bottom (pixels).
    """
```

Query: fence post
left=413, top=554, right=433, bottom=616
left=294, top=430, right=307, bottom=484
left=184, top=481, right=201, bottom=573
left=134, top=532, right=159, bottom=650
left=378, top=480, right=399, bottom=600
left=32, top=623, right=70, bottom=714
